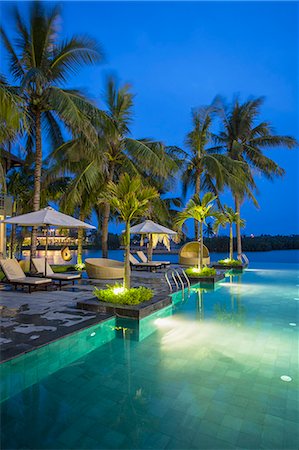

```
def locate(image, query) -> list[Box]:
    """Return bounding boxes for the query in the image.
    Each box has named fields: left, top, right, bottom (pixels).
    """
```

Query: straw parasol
left=128, top=219, right=177, bottom=261
left=2, top=207, right=95, bottom=274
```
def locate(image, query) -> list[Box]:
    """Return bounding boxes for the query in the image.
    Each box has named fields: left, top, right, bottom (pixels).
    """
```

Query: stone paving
left=0, top=268, right=172, bottom=362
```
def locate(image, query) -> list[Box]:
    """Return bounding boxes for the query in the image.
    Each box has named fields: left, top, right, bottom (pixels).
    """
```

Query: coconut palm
left=214, top=206, right=245, bottom=260
left=182, top=106, right=248, bottom=240
left=1, top=2, right=103, bottom=255
left=99, top=77, right=181, bottom=258
left=214, top=96, right=297, bottom=258
left=204, top=221, right=215, bottom=238
left=0, top=76, right=25, bottom=191
left=98, top=173, right=159, bottom=289
left=51, top=77, right=182, bottom=258
left=176, top=192, right=216, bottom=270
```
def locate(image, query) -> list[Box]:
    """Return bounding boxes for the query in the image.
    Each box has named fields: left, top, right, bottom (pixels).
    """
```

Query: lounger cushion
left=11, top=277, right=52, bottom=285
left=50, top=273, right=81, bottom=280
left=136, top=251, right=170, bottom=266
left=0, top=259, right=25, bottom=280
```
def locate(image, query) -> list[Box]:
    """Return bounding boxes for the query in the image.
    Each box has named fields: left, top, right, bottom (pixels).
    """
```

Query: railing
left=165, top=267, right=190, bottom=299
left=238, top=253, right=249, bottom=265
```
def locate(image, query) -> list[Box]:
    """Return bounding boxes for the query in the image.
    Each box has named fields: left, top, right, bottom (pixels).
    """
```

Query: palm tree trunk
left=101, top=164, right=115, bottom=258
left=194, top=171, right=201, bottom=240
left=124, top=221, right=131, bottom=289
left=199, top=221, right=203, bottom=270
left=229, top=223, right=233, bottom=260
left=9, top=199, right=17, bottom=259
left=77, top=212, right=85, bottom=265
left=235, top=196, right=242, bottom=259
left=147, top=234, right=153, bottom=262
left=101, top=202, right=110, bottom=258
left=31, top=109, right=42, bottom=259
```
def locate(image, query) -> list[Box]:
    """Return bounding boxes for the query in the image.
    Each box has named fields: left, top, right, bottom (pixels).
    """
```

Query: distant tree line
left=202, top=235, right=299, bottom=252
left=90, top=233, right=299, bottom=253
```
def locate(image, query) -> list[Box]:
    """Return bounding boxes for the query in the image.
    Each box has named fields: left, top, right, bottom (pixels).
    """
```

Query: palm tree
left=215, top=96, right=297, bottom=259
left=51, top=77, right=181, bottom=258
left=214, top=206, right=245, bottom=260
left=0, top=76, right=25, bottom=191
left=98, top=173, right=159, bottom=289
left=204, top=221, right=215, bottom=238
left=176, top=192, right=216, bottom=270
left=99, top=77, right=181, bottom=258
left=1, top=2, right=103, bottom=256
left=182, top=106, right=247, bottom=240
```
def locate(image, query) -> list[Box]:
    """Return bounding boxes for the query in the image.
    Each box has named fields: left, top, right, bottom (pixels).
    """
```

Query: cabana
left=179, top=241, right=210, bottom=267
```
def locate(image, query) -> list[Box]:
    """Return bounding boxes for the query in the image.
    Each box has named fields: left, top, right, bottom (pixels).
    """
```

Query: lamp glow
left=280, top=375, right=292, bottom=382
left=113, top=286, right=126, bottom=295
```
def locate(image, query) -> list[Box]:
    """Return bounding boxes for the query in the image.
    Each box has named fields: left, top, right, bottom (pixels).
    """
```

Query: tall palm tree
left=204, top=221, right=215, bottom=238
left=98, top=173, right=159, bottom=289
left=0, top=76, right=25, bottom=191
left=1, top=2, right=103, bottom=255
left=51, top=77, right=181, bottom=258
left=99, top=77, right=181, bottom=258
left=182, top=106, right=248, bottom=240
left=176, top=192, right=216, bottom=270
left=215, top=96, right=297, bottom=258
left=214, top=206, right=245, bottom=260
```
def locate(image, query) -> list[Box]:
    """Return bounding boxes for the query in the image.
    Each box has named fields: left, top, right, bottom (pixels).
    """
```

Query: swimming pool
left=1, top=262, right=298, bottom=449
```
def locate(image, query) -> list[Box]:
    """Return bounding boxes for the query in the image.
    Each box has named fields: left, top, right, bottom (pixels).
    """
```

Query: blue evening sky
left=1, top=1, right=298, bottom=236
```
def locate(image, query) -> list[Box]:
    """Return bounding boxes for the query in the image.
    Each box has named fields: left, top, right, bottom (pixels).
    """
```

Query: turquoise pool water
left=1, top=262, right=298, bottom=449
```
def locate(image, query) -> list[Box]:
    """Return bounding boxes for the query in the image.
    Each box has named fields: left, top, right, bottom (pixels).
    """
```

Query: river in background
left=22, top=248, right=299, bottom=265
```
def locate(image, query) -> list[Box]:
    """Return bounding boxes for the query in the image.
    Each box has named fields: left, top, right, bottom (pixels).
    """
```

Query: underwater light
left=294, top=298, right=299, bottom=301
left=280, top=375, right=292, bottom=382
left=113, top=286, right=126, bottom=295
left=289, top=323, right=297, bottom=327
left=90, top=332, right=96, bottom=337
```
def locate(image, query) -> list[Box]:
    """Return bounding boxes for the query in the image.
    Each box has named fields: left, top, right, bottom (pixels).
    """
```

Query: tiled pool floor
left=1, top=263, right=298, bottom=449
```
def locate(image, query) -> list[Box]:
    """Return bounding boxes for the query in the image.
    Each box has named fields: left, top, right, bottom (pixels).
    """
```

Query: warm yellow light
left=191, top=267, right=201, bottom=273
left=113, top=286, right=126, bottom=295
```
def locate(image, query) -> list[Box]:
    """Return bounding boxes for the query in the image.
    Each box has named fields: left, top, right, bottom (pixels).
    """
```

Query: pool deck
left=0, top=269, right=172, bottom=363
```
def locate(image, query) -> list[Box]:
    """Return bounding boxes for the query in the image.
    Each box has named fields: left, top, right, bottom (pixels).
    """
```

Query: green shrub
left=218, top=259, right=242, bottom=266
left=52, top=264, right=77, bottom=273
left=93, top=284, right=153, bottom=305
left=185, top=266, right=216, bottom=277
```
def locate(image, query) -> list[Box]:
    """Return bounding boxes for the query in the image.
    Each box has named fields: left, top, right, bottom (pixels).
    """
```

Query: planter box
left=212, top=263, right=247, bottom=272
left=187, top=273, right=225, bottom=284
left=77, top=295, right=172, bottom=319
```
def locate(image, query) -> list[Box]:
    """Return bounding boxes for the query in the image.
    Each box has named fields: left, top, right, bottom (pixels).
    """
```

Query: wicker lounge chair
left=0, top=259, right=52, bottom=293
left=32, top=258, right=81, bottom=290
left=136, top=250, right=170, bottom=268
left=85, top=258, right=125, bottom=279
left=129, top=254, right=162, bottom=272
left=178, top=242, right=210, bottom=266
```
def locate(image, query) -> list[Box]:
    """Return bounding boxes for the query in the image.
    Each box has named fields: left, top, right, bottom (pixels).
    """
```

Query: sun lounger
left=129, top=254, right=162, bottom=272
left=136, top=250, right=171, bottom=268
left=0, top=258, right=52, bottom=293
left=32, top=258, right=81, bottom=290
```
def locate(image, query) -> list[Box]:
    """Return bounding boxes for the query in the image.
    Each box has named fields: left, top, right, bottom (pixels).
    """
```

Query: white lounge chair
left=136, top=250, right=170, bottom=268
left=0, top=259, right=52, bottom=293
left=129, top=254, right=162, bottom=272
left=32, top=258, right=81, bottom=290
